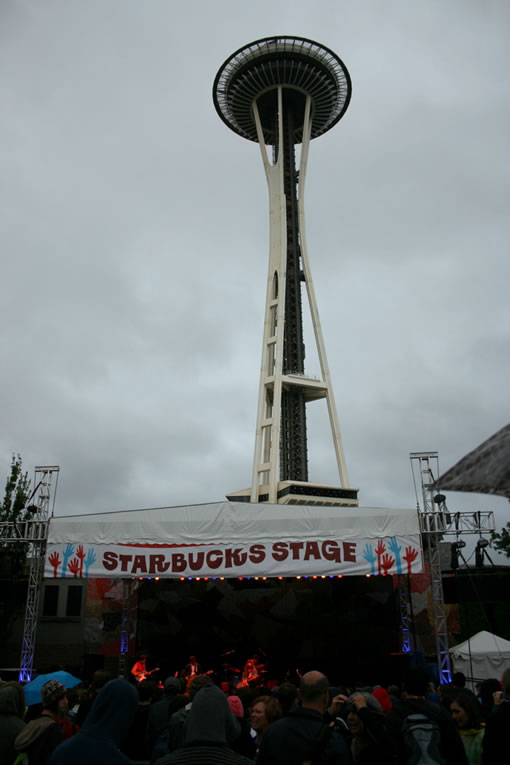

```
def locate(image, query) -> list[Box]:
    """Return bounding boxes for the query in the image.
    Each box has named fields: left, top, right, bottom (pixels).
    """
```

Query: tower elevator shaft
left=280, top=105, right=308, bottom=482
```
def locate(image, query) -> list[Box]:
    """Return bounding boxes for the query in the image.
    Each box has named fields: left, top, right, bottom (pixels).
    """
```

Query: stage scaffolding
left=0, top=466, right=59, bottom=682
left=407, top=452, right=494, bottom=683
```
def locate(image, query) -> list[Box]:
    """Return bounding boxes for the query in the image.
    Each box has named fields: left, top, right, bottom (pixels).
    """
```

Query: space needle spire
left=214, top=37, right=358, bottom=507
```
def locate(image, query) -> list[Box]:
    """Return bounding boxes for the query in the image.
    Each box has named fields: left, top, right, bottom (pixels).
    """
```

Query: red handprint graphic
left=375, top=540, right=386, bottom=575
left=48, top=551, right=61, bottom=578
left=381, top=553, right=395, bottom=575
left=76, top=544, right=86, bottom=577
left=403, top=546, right=419, bottom=574
left=68, top=557, right=80, bottom=578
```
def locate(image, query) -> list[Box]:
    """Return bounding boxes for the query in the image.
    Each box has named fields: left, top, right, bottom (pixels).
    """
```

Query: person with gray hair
left=344, top=692, right=396, bottom=764
left=257, top=670, right=350, bottom=764
left=482, top=666, right=510, bottom=764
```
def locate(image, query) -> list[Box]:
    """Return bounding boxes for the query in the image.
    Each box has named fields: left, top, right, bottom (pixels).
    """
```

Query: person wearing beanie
left=14, top=679, right=68, bottom=764
left=48, top=677, right=138, bottom=765
left=371, top=686, right=392, bottom=714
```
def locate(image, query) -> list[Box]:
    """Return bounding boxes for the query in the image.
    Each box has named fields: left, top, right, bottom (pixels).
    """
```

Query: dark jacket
left=0, top=685, right=26, bottom=765
left=482, top=699, right=510, bottom=765
left=393, top=697, right=468, bottom=765
left=48, top=678, right=138, bottom=765
left=147, top=692, right=188, bottom=757
left=257, top=706, right=351, bottom=765
left=348, top=706, right=396, bottom=765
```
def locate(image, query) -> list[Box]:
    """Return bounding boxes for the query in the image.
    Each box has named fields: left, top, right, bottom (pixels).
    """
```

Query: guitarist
left=131, top=654, right=148, bottom=682
left=183, top=655, right=201, bottom=681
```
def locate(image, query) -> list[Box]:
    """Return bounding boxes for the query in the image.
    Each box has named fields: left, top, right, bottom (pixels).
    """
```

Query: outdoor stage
left=133, top=573, right=405, bottom=686
left=39, top=500, right=423, bottom=684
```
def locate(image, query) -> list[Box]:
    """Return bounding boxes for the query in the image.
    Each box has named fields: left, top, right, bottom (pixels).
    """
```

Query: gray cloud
left=1, top=1, right=509, bottom=561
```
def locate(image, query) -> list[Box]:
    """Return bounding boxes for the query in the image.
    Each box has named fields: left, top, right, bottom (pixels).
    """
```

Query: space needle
left=214, top=37, right=358, bottom=507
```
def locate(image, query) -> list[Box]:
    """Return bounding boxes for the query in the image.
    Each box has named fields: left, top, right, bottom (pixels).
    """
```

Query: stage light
left=254, top=576, right=259, bottom=580
left=138, top=577, right=143, bottom=581
left=337, top=575, right=342, bottom=579
left=220, top=577, right=225, bottom=581
left=366, top=574, right=371, bottom=578
left=296, top=576, right=301, bottom=580
left=278, top=576, right=283, bottom=580
left=155, top=577, right=160, bottom=581
left=195, top=577, right=201, bottom=581
left=238, top=577, right=243, bottom=581
left=262, top=577, right=267, bottom=581
left=180, top=577, right=185, bottom=581
left=204, top=577, right=208, bottom=581
left=321, top=575, right=326, bottom=579
left=312, top=575, right=317, bottom=579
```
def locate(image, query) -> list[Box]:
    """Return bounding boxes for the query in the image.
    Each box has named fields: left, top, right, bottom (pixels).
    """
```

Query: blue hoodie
left=49, top=678, right=138, bottom=765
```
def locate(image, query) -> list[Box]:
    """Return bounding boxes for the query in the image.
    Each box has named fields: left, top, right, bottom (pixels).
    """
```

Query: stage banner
left=44, top=534, right=422, bottom=579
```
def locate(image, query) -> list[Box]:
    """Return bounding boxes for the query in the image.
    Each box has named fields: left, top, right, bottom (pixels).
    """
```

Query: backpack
left=402, top=713, right=445, bottom=765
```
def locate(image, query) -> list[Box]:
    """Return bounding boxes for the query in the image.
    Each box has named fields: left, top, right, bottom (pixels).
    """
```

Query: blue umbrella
left=23, top=670, right=82, bottom=706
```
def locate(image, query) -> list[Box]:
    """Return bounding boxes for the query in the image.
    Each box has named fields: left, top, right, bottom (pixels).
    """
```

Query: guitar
left=135, top=667, right=160, bottom=682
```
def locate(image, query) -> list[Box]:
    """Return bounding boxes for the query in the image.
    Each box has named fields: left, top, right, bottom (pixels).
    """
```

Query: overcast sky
left=1, top=0, right=509, bottom=560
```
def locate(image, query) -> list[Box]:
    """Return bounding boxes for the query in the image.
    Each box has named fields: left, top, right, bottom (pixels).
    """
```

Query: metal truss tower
left=19, top=466, right=59, bottom=681
left=409, top=452, right=494, bottom=683
left=0, top=466, right=59, bottom=682
left=214, top=37, right=358, bottom=507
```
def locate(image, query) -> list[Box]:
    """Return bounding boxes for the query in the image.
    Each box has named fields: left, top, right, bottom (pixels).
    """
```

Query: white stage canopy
left=45, top=501, right=423, bottom=580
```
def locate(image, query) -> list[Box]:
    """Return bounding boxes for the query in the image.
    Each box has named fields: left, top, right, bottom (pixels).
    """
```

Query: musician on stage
left=131, top=654, right=147, bottom=682
left=240, top=658, right=259, bottom=688
left=183, top=655, right=201, bottom=680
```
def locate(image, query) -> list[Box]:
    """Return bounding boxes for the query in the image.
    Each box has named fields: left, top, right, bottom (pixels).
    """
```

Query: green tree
left=491, top=523, right=510, bottom=559
left=0, top=454, right=32, bottom=576
left=1, top=454, right=31, bottom=522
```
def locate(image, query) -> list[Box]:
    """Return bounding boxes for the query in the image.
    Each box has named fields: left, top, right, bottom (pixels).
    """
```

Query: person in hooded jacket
left=155, top=684, right=253, bottom=765
left=47, top=677, right=138, bottom=765
left=0, top=682, right=26, bottom=765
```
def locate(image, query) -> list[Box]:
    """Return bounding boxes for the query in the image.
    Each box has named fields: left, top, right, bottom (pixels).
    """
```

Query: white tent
left=44, top=501, right=423, bottom=580
left=450, top=630, right=510, bottom=681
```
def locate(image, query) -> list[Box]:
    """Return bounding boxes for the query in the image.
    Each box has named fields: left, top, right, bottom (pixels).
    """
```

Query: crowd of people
left=0, top=664, right=507, bottom=764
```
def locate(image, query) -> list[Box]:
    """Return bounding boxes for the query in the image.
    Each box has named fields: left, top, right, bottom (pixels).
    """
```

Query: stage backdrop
left=44, top=502, right=423, bottom=580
